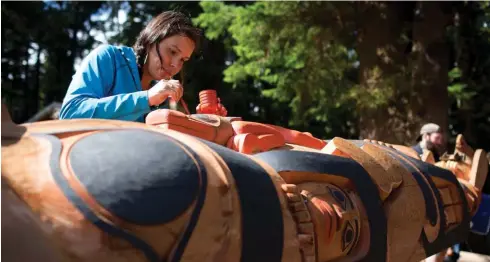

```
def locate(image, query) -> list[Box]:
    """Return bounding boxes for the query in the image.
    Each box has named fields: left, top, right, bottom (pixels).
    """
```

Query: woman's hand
left=217, top=104, right=228, bottom=116
left=147, top=79, right=183, bottom=106
left=196, top=102, right=228, bottom=116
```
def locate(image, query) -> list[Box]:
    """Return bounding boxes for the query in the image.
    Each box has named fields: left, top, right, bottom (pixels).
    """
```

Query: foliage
left=447, top=67, right=475, bottom=108
left=2, top=1, right=103, bottom=121
left=446, top=1, right=490, bottom=150
left=1, top=1, right=489, bottom=150
left=195, top=1, right=359, bottom=138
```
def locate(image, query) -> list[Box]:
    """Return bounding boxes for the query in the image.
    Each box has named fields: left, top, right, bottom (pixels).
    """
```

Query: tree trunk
left=356, top=2, right=415, bottom=144
left=451, top=2, right=479, bottom=146
left=23, top=47, right=30, bottom=121
left=33, top=47, right=42, bottom=113
left=411, top=2, right=452, bottom=148
left=356, top=2, right=452, bottom=146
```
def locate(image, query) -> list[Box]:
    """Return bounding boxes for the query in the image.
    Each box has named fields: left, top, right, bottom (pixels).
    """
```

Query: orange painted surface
left=145, top=109, right=233, bottom=145
left=226, top=133, right=262, bottom=154
left=231, top=121, right=326, bottom=151
left=229, top=121, right=285, bottom=153
left=146, top=87, right=327, bottom=154
left=196, top=90, right=227, bottom=116
left=257, top=134, right=286, bottom=151
left=264, top=124, right=326, bottom=149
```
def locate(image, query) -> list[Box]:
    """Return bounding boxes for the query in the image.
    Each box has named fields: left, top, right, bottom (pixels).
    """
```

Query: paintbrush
left=169, top=77, right=191, bottom=115
left=180, top=98, right=191, bottom=115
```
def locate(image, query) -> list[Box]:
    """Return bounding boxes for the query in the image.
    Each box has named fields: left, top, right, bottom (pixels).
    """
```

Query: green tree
left=1, top=1, right=45, bottom=121
left=447, top=1, right=490, bottom=151
left=195, top=1, right=360, bottom=138
left=196, top=1, right=480, bottom=148
left=354, top=2, right=454, bottom=145
left=41, top=1, right=104, bottom=104
left=1, top=1, right=103, bottom=122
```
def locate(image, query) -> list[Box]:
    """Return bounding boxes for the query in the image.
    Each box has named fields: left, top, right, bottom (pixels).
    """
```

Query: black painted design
left=369, top=142, right=470, bottom=257
left=199, top=140, right=284, bottom=262
left=349, top=141, right=439, bottom=226
left=28, top=126, right=132, bottom=135
left=40, top=129, right=210, bottom=262
left=69, top=130, right=200, bottom=225
left=384, top=150, right=439, bottom=226
left=253, top=150, right=386, bottom=262
left=329, top=186, right=348, bottom=210
left=395, top=152, right=470, bottom=257
left=342, top=221, right=355, bottom=252
left=38, top=133, right=160, bottom=262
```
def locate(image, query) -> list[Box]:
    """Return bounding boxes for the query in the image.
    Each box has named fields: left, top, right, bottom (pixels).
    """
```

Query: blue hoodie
left=60, top=44, right=151, bottom=123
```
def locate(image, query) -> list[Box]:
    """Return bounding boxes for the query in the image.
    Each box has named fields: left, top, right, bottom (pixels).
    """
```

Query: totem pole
left=1, top=94, right=487, bottom=262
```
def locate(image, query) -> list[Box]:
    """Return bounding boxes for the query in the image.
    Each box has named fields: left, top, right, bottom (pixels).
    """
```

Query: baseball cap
left=416, top=123, right=442, bottom=141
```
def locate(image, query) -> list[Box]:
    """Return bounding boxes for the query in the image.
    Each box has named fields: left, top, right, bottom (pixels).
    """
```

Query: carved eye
left=328, top=186, right=348, bottom=210
left=341, top=220, right=358, bottom=253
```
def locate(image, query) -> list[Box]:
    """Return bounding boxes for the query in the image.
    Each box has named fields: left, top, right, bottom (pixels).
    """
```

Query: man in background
left=412, top=123, right=445, bottom=162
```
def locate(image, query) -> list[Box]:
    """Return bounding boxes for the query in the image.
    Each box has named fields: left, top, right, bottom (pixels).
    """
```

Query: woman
left=59, top=11, right=201, bottom=122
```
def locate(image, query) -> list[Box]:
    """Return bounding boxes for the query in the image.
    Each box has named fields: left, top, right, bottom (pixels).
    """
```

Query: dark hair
left=133, top=11, right=202, bottom=68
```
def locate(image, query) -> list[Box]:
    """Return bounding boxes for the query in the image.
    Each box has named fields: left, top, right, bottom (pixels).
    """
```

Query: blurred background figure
left=412, top=123, right=445, bottom=162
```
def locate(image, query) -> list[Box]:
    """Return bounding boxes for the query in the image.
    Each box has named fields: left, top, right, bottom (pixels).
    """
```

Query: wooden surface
left=456, top=251, right=490, bottom=262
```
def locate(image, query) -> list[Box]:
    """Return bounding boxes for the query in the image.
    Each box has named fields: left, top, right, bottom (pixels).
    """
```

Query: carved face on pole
left=298, top=182, right=362, bottom=261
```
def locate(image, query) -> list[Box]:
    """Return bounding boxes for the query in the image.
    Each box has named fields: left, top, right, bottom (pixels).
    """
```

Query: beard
left=425, top=140, right=443, bottom=155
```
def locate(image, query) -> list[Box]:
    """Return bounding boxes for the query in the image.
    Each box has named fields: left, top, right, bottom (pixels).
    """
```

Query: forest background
left=3, top=1, right=490, bottom=152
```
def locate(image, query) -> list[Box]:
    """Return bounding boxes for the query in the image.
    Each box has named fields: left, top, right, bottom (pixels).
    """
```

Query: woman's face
left=146, top=34, right=195, bottom=80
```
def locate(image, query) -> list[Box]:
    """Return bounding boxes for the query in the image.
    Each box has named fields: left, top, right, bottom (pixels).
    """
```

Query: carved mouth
left=281, top=184, right=316, bottom=262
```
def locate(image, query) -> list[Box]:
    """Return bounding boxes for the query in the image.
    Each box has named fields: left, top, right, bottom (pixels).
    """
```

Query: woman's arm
left=59, top=45, right=150, bottom=121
